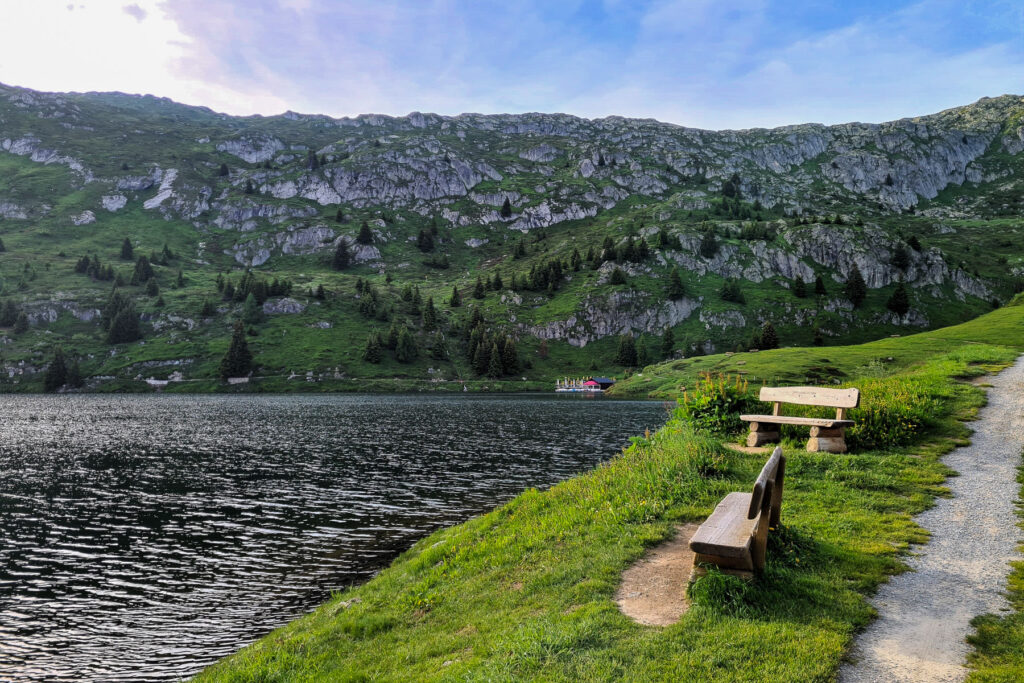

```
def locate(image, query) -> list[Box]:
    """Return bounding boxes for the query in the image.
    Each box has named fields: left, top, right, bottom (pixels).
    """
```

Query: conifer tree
left=486, top=342, right=503, bottom=378
left=500, top=197, right=512, bottom=218
left=907, top=235, right=922, bottom=251
left=698, top=229, right=719, bottom=258
left=332, top=240, right=350, bottom=270
left=793, top=277, right=807, bottom=298
left=145, top=277, right=159, bottom=297
left=813, top=329, right=824, bottom=346
left=385, top=323, right=400, bottom=350
left=815, top=274, right=827, bottom=297
left=176, top=270, right=185, bottom=288
left=538, top=338, right=549, bottom=359
left=502, top=337, right=519, bottom=374
left=66, top=357, right=83, bottom=389
left=891, top=243, right=910, bottom=271
left=473, top=276, right=486, bottom=299
left=43, top=346, right=67, bottom=392
left=514, top=237, right=527, bottom=258
left=335, top=208, right=345, bottom=223
left=13, top=311, right=28, bottom=334
left=244, top=179, right=255, bottom=195
left=609, top=267, right=627, bottom=285
left=362, top=331, right=383, bottom=363
left=614, top=335, right=638, bottom=367
left=570, top=248, right=582, bottom=271
left=449, top=285, right=461, bottom=307
left=637, top=339, right=651, bottom=367
left=845, top=264, right=867, bottom=308
left=201, top=299, right=216, bottom=316
left=760, top=321, right=778, bottom=349
left=218, top=163, right=229, bottom=177
left=0, top=299, right=17, bottom=327
left=657, top=228, right=672, bottom=250
left=0, top=237, right=7, bottom=252
left=661, top=328, right=675, bottom=358
left=887, top=282, right=910, bottom=316
left=666, top=269, right=685, bottom=299
left=121, top=238, right=134, bottom=260
left=357, top=221, right=374, bottom=245
left=473, top=339, right=491, bottom=375
left=416, top=229, right=434, bottom=252
left=242, top=293, right=263, bottom=324
left=396, top=327, right=418, bottom=363
left=131, top=255, right=154, bottom=286
left=107, top=302, right=141, bottom=344
left=219, top=321, right=253, bottom=379
left=430, top=331, right=447, bottom=360
left=416, top=295, right=434, bottom=327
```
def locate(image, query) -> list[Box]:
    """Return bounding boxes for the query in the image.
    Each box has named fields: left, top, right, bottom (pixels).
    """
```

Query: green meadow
left=197, top=297, right=1024, bottom=682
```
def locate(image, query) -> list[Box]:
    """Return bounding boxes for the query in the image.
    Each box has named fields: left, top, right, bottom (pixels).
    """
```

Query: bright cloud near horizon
left=0, top=0, right=1022, bottom=129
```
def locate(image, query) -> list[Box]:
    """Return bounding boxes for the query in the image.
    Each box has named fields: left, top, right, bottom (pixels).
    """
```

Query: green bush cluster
left=676, top=374, right=758, bottom=436
left=846, top=376, right=940, bottom=450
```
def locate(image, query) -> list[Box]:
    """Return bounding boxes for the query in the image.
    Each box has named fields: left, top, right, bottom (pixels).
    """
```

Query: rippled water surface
left=0, top=393, right=665, bottom=681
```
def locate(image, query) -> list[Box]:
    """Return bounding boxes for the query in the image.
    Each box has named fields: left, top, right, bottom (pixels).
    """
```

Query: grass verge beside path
left=199, top=303, right=1024, bottom=682
left=967, top=451, right=1024, bottom=682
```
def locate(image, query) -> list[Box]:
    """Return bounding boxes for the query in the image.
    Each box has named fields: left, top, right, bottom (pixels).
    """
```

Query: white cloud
left=0, top=0, right=1019, bottom=128
left=122, top=3, right=147, bottom=22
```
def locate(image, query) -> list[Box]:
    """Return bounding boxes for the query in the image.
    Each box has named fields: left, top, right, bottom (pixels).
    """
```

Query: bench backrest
left=759, top=386, right=860, bottom=409
left=748, top=446, right=785, bottom=522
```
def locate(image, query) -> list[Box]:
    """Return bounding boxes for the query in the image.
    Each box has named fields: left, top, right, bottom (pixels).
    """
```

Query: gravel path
left=840, top=356, right=1024, bottom=683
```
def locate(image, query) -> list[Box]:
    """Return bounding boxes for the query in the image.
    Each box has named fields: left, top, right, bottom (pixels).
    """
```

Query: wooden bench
left=689, top=446, right=785, bottom=580
left=741, top=386, right=860, bottom=453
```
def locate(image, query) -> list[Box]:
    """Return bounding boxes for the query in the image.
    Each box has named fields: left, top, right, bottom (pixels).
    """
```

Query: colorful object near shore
left=555, top=376, right=616, bottom=393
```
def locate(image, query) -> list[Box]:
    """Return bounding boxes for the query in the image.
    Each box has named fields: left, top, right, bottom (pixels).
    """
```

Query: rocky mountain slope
left=0, top=82, right=1022, bottom=390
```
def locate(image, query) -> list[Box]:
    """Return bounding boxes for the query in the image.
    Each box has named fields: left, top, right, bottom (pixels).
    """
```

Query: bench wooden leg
left=747, top=421, right=780, bottom=447
left=807, top=426, right=847, bottom=453
left=688, top=552, right=755, bottom=586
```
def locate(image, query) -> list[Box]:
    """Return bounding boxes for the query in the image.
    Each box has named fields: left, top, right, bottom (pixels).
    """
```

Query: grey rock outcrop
left=263, top=297, right=306, bottom=315
left=217, top=136, right=285, bottom=163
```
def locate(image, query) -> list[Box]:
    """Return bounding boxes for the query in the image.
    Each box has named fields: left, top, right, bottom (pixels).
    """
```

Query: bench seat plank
left=740, top=414, right=854, bottom=428
left=689, top=492, right=757, bottom=559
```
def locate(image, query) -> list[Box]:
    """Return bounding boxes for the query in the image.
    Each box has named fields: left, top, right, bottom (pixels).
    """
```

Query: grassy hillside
left=197, top=298, right=1024, bottom=681
left=1, top=84, right=1023, bottom=390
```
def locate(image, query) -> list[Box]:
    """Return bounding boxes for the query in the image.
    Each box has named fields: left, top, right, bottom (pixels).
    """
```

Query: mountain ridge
left=0, top=83, right=1022, bottom=391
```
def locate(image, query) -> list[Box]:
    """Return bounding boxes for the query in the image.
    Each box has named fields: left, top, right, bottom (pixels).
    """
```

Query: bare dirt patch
left=723, top=442, right=771, bottom=455
left=615, top=523, right=699, bottom=626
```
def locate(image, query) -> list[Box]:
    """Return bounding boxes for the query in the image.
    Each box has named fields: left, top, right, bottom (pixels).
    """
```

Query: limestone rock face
left=520, top=143, right=560, bottom=162
left=101, top=194, right=127, bottom=212
left=217, top=136, right=285, bottom=163
left=263, top=297, right=306, bottom=315
left=213, top=199, right=318, bottom=231
left=0, top=202, right=27, bottom=219
left=143, top=168, right=178, bottom=210
left=510, top=201, right=597, bottom=231
left=71, top=210, right=95, bottom=225
left=521, top=292, right=701, bottom=347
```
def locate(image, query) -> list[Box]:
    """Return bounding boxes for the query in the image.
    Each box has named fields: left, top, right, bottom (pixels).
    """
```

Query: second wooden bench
left=741, top=386, right=860, bottom=453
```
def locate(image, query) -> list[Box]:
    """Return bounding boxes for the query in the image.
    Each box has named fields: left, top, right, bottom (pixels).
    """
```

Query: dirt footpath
left=840, top=357, right=1024, bottom=682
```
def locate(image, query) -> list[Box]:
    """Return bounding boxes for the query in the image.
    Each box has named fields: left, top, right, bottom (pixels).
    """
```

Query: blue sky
left=0, top=0, right=1022, bottom=128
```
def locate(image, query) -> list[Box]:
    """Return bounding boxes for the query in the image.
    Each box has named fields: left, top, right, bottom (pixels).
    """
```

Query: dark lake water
left=0, top=393, right=665, bottom=682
